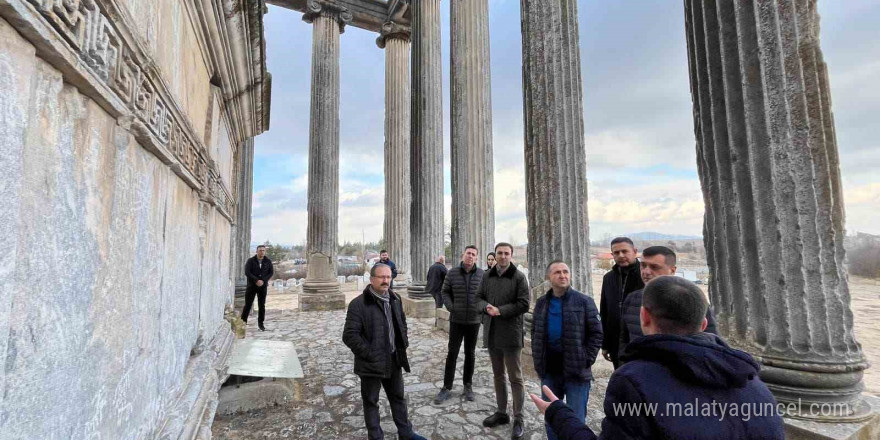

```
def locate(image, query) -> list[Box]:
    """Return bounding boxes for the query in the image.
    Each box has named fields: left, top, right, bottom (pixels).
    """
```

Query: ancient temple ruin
left=0, top=0, right=876, bottom=438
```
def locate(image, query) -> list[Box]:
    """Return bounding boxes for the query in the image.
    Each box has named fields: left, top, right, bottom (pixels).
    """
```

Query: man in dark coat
left=530, top=276, right=784, bottom=440
left=618, top=246, right=718, bottom=360
left=434, top=246, right=484, bottom=404
left=342, top=264, right=427, bottom=440
left=532, top=260, right=603, bottom=440
left=598, top=237, right=644, bottom=368
left=475, top=242, right=530, bottom=439
left=241, top=245, right=274, bottom=331
left=425, top=255, right=448, bottom=308
left=379, top=250, right=398, bottom=287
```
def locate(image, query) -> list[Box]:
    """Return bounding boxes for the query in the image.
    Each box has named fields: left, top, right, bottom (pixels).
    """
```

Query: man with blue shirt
left=531, top=260, right=603, bottom=440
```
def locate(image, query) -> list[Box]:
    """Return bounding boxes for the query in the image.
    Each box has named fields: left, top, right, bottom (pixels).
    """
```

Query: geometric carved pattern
left=26, top=0, right=235, bottom=218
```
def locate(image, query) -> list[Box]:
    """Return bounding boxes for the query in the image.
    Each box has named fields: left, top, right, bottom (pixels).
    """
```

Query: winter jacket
left=618, top=287, right=719, bottom=358
left=532, top=287, right=603, bottom=382
left=342, top=286, right=411, bottom=378
left=425, top=262, right=449, bottom=297
left=244, top=256, right=274, bottom=288
left=440, top=263, right=484, bottom=325
left=475, top=264, right=530, bottom=350
left=598, top=262, right=644, bottom=360
left=544, top=333, right=784, bottom=440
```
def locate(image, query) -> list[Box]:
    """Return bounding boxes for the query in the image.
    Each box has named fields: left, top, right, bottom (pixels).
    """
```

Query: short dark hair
left=495, top=242, right=514, bottom=253
left=257, top=245, right=267, bottom=250
left=610, top=237, right=634, bottom=248
left=642, top=276, right=707, bottom=335
left=545, top=259, right=567, bottom=276
left=380, top=249, right=388, bottom=254
left=465, top=245, right=478, bottom=252
left=642, top=245, right=677, bottom=266
left=371, top=263, right=391, bottom=277
left=486, top=252, right=496, bottom=258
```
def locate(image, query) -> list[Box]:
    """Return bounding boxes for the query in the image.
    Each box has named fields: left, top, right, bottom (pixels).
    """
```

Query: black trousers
left=443, top=322, right=480, bottom=389
left=241, top=285, right=267, bottom=324
left=431, top=290, right=443, bottom=308
left=360, top=355, right=414, bottom=440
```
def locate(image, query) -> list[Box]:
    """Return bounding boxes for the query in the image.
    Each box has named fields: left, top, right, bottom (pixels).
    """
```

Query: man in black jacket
left=434, top=246, right=483, bottom=404
left=530, top=276, right=784, bottom=440
left=425, top=255, right=448, bottom=308
left=379, top=250, right=398, bottom=287
left=598, top=237, right=643, bottom=368
left=242, top=245, right=274, bottom=331
left=475, top=242, right=531, bottom=439
left=342, top=264, right=427, bottom=440
left=618, top=246, right=718, bottom=360
left=531, top=261, right=602, bottom=440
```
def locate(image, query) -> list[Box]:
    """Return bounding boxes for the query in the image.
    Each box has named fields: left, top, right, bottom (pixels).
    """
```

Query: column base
left=784, top=394, right=880, bottom=440
left=405, top=282, right=432, bottom=299
left=300, top=280, right=346, bottom=311
left=435, top=307, right=450, bottom=333
left=400, top=293, right=436, bottom=318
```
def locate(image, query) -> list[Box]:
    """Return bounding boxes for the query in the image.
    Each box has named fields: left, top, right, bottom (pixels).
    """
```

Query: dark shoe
left=433, top=388, right=451, bottom=404
left=463, top=385, right=475, bottom=401
left=511, top=418, right=524, bottom=439
left=409, top=434, right=427, bottom=440
left=258, top=323, right=266, bottom=331
left=483, top=412, right=510, bottom=428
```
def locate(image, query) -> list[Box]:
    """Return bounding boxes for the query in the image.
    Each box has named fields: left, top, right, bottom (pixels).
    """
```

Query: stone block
left=784, top=394, right=880, bottom=440
left=217, top=377, right=300, bottom=415
left=300, top=293, right=346, bottom=311
left=401, top=294, right=436, bottom=319
left=435, top=308, right=450, bottom=333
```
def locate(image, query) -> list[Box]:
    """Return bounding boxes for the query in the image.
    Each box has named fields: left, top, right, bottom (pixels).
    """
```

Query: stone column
left=520, top=0, right=592, bottom=295
left=234, top=138, right=255, bottom=299
left=378, top=23, right=413, bottom=287
left=684, top=0, right=873, bottom=424
left=300, top=2, right=351, bottom=311
left=408, top=0, right=444, bottom=300
left=450, top=0, right=495, bottom=257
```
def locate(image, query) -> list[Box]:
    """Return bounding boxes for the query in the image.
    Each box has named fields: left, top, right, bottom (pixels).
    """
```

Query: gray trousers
left=488, top=347, right=525, bottom=420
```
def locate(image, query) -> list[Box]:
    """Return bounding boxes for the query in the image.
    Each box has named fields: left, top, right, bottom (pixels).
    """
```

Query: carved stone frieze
left=23, top=0, right=235, bottom=221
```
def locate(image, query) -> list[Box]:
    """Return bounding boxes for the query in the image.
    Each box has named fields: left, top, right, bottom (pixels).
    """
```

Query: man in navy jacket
left=531, top=260, right=603, bottom=440
left=530, top=276, right=784, bottom=440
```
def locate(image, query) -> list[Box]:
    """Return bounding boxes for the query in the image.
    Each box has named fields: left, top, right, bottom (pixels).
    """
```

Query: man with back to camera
left=434, top=246, right=484, bottom=404
left=475, top=242, right=530, bottom=439
left=342, top=263, right=427, bottom=440
left=598, top=237, right=643, bottom=368
left=618, top=245, right=718, bottom=361
left=425, top=255, right=448, bottom=309
left=242, top=244, right=274, bottom=331
left=530, top=276, right=784, bottom=439
left=531, top=260, right=603, bottom=440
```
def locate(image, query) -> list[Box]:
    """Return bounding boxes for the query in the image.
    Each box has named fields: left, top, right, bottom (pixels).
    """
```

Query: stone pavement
left=213, top=293, right=608, bottom=439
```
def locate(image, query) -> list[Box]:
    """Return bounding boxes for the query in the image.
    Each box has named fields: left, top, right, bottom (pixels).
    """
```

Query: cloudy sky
left=251, top=1, right=880, bottom=246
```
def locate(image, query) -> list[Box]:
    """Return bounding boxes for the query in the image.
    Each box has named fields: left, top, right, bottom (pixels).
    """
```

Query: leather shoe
left=482, top=412, right=510, bottom=428
left=433, top=388, right=451, bottom=404
left=463, top=385, right=475, bottom=402
left=258, top=323, right=266, bottom=331
left=409, top=434, right=427, bottom=440
left=511, top=418, right=524, bottom=439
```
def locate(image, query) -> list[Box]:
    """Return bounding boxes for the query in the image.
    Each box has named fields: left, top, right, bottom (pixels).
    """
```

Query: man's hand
left=602, top=349, right=612, bottom=362
left=257, top=280, right=264, bottom=287
left=529, top=385, right=559, bottom=415
left=487, top=305, right=501, bottom=316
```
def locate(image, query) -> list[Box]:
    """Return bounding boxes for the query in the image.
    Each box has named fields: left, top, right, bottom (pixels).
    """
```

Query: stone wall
left=0, top=0, right=269, bottom=438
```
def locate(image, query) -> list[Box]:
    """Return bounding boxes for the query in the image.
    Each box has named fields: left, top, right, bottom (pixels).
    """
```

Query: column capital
left=376, top=21, right=411, bottom=49
left=302, top=0, right=353, bottom=33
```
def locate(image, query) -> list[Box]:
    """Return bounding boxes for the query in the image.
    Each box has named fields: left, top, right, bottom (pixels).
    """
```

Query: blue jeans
left=542, top=373, right=590, bottom=440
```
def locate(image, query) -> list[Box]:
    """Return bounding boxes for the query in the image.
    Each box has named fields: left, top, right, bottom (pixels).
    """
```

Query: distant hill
left=627, top=232, right=702, bottom=241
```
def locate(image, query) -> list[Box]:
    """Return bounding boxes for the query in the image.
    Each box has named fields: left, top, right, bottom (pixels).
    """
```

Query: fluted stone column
left=450, top=0, right=495, bottom=257
left=520, top=0, right=591, bottom=295
left=234, top=138, right=255, bottom=298
left=408, top=0, right=444, bottom=300
left=378, top=23, right=413, bottom=289
left=300, top=2, right=351, bottom=311
left=685, top=0, right=873, bottom=423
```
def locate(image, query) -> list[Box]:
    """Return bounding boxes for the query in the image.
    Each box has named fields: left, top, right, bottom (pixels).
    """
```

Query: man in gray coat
left=475, top=242, right=530, bottom=439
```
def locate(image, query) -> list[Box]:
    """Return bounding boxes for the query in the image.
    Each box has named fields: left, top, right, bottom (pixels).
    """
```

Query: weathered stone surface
left=410, top=0, right=445, bottom=289
left=401, top=293, right=437, bottom=319
left=521, top=0, right=592, bottom=294
left=450, top=0, right=495, bottom=256
left=684, top=0, right=871, bottom=423
left=301, top=253, right=346, bottom=311
left=380, top=29, right=413, bottom=276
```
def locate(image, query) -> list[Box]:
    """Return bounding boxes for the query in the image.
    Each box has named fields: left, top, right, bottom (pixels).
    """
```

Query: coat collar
left=458, top=262, right=478, bottom=274
left=362, top=285, right=399, bottom=304
left=488, top=263, right=518, bottom=279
